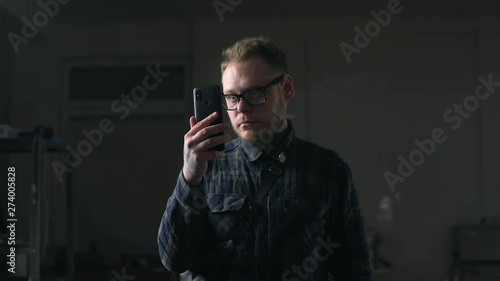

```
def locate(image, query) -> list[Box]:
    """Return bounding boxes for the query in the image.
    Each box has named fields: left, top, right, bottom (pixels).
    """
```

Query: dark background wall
left=1, top=0, right=499, bottom=280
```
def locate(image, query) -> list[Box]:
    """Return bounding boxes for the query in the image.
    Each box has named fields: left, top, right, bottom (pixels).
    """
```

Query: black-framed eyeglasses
left=222, top=74, right=285, bottom=110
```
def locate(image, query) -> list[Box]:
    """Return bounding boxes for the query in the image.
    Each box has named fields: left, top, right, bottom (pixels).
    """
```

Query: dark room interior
left=0, top=0, right=499, bottom=280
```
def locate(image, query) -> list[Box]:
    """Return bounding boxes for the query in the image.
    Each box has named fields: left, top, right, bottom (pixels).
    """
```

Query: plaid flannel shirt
left=158, top=121, right=372, bottom=281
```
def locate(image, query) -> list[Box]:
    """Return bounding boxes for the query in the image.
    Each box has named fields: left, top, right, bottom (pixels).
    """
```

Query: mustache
left=238, top=119, right=259, bottom=123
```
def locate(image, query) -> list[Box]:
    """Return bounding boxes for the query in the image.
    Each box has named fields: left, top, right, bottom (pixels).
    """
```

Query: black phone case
left=193, top=84, right=224, bottom=151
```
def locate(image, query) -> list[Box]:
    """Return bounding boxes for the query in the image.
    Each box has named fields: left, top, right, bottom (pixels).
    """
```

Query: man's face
left=222, top=56, right=293, bottom=143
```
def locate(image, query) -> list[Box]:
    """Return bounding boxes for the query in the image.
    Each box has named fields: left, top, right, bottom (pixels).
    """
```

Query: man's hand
left=182, top=112, right=231, bottom=186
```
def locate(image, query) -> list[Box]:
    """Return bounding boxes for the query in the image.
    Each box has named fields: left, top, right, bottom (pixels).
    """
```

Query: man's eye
left=248, top=90, right=261, bottom=98
left=226, top=96, right=238, bottom=102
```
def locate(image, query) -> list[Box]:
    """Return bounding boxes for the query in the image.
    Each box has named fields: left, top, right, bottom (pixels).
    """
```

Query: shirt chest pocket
left=206, top=194, right=247, bottom=242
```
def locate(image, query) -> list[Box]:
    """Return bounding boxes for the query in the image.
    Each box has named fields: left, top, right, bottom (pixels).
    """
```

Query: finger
left=194, top=134, right=231, bottom=152
left=190, top=123, right=230, bottom=145
left=190, top=112, right=220, bottom=135
left=193, top=150, right=226, bottom=164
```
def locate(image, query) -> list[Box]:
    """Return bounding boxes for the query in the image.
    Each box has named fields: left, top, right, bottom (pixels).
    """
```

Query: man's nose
left=236, top=98, right=252, bottom=113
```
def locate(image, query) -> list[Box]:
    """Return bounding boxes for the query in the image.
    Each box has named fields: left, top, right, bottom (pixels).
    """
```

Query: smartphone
left=193, top=84, right=224, bottom=151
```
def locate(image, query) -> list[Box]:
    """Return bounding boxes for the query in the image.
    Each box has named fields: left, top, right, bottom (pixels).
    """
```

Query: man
left=158, top=37, right=372, bottom=281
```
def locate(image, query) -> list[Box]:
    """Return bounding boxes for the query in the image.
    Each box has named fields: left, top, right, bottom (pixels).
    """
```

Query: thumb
left=189, top=116, right=196, bottom=129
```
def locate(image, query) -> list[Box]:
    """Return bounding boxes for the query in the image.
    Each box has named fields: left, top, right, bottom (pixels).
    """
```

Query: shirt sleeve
left=157, top=171, right=210, bottom=274
left=328, top=159, right=373, bottom=281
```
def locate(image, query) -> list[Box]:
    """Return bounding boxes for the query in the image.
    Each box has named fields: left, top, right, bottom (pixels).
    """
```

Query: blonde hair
left=220, top=36, right=288, bottom=75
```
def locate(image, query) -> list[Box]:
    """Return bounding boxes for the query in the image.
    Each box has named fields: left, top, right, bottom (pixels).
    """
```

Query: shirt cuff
left=174, top=171, right=208, bottom=216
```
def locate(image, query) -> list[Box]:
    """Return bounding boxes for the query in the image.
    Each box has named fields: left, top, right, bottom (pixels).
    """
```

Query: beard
left=232, top=94, right=288, bottom=145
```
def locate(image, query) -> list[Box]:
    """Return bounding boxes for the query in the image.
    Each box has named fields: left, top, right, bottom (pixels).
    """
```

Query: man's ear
left=282, top=74, right=295, bottom=102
